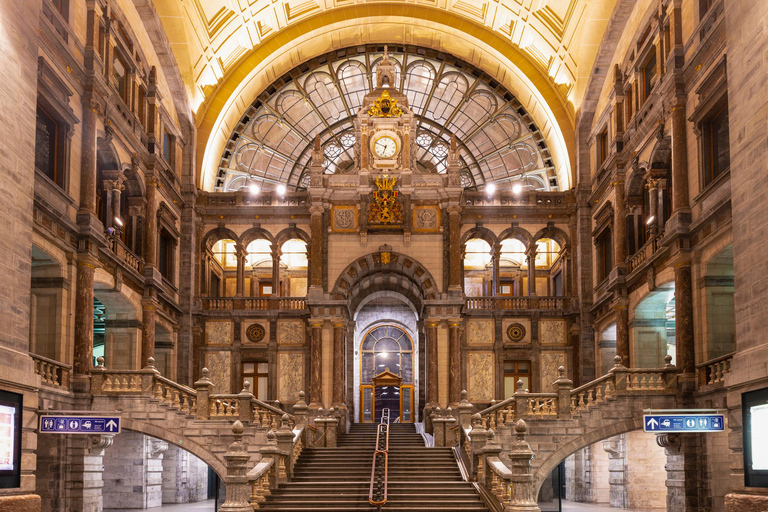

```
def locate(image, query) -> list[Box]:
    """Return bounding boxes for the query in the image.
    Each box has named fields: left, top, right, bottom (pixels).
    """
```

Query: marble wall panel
left=205, top=320, right=233, bottom=346
left=540, top=351, right=565, bottom=392
left=278, top=352, right=304, bottom=402
left=467, top=318, right=494, bottom=345
left=205, top=351, right=232, bottom=393
left=277, top=319, right=305, bottom=345
left=540, top=319, right=566, bottom=344
left=468, top=351, right=494, bottom=402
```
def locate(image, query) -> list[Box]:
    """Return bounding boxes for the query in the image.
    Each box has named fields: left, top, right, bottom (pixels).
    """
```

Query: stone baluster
left=610, top=356, right=628, bottom=393
left=275, top=414, right=296, bottom=480
left=479, top=429, right=502, bottom=491
left=468, top=413, right=487, bottom=480
left=554, top=367, right=573, bottom=419
left=432, top=407, right=445, bottom=447
left=458, top=390, right=473, bottom=429
left=194, top=368, right=213, bottom=420
left=238, top=381, right=255, bottom=423
left=507, top=420, right=541, bottom=511
left=293, top=391, right=308, bottom=430
left=219, top=421, right=252, bottom=512
left=513, top=379, right=528, bottom=420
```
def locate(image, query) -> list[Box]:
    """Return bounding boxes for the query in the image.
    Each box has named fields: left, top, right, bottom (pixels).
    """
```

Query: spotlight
left=646, top=215, right=656, bottom=225
left=248, top=183, right=260, bottom=195
left=512, top=183, right=523, bottom=194
left=113, top=217, right=124, bottom=227
left=277, top=184, right=287, bottom=196
left=485, top=182, right=496, bottom=195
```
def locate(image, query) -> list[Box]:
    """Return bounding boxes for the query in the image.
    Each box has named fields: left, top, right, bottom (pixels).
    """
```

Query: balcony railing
left=106, top=235, right=144, bottom=274
left=31, top=353, right=72, bottom=389
left=627, top=232, right=665, bottom=274
left=202, top=297, right=307, bottom=311
left=465, top=296, right=570, bottom=311
left=696, top=352, right=734, bottom=388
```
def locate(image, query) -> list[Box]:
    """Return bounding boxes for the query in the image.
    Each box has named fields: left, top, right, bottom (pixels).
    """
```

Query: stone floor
left=145, top=500, right=216, bottom=511
left=562, top=501, right=662, bottom=511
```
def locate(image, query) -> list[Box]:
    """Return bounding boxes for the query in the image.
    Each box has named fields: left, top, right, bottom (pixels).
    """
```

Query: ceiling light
left=248, top=183, right=260, bottom=195
left=113, top=217, right=124, bottom=227
left=485, top=183, right=496, bottom=195
left=512, top=183, right=523, bottom=194
left=277, top=184, right=287, bottom=196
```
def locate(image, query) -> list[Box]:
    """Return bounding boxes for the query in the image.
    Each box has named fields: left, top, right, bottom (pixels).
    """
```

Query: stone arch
left=332, top=252, right=439, bottom=316
left=121, top=420, right=226, bottom=478
left=625, top=162, right=649, bottom=198
left=533, top=417, right=644, bottom=493
left=240, top=226, right=275, bottom=248
left=497, top=226, right=534, bottom=250
left=201, top=226, right=241, bottom=250
left=532, top=223, right=570, bottom=250
left=461, top=226, right=498, bottom=248
left=275, top=226, right=310, bottom=248
left=649, top=135, right=672, bottom=171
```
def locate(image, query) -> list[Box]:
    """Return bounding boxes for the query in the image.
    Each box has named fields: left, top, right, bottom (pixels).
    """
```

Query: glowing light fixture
left=277, top=184, right=287, bottom=196
left=249, top=183, right=260, bottom=195
left=485, top=182, right=496, bottom=195
left=113, top=217, right=124, bottom=227
left=646, top=216, right=656, bottom=225
left=512, top=183, right=523, bottom=194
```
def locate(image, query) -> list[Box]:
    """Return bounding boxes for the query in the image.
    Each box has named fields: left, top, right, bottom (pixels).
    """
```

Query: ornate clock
left=372, top=134, right=399, bottom=159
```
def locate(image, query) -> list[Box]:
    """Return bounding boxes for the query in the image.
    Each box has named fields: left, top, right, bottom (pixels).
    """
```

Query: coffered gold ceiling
left=152, top=0, right=617, bottom=190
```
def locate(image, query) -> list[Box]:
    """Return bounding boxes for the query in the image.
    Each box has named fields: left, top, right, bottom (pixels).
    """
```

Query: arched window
left=360, top=324, right=414, bottom=384
left=210, top=239, right=237, bottom=296
left=246, top=239, right=272, bottom=297
left=464, top=238, right=492, bottom=297
left=279, top=239, right=308, bottom=296
left=534, top=239, right=562, bottom=269
left=498, top=239, right=527, bottom=296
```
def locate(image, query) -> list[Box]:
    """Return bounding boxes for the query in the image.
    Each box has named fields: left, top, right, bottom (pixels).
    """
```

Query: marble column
left=447, top=206, right=462, bottom=293
left=448, top=321, right=461, bottom=404
left=492, top=244, right=500, bottom=296
left=526, top=248, right=537, bottom=296
left=235, top=247, right=245, bottom=297
left=144, top=179, right=158, bottom=268
left=614, top=178, right=627, bottom=266
left=79, top=100, right=98, bottom=214
left=426, top=322, right=438, bottom=404
left=675, top=262, right=695, bottom=373
left=332, top=322, right=345, bottom=406
left=647, top=178, right=660, bottom=237
left=73, top=260, right=97, bottom=375
left=615, top=304, right=630, bottom=367
left=671, top=102, right=689, bottom=212
left=309, top=206, right=324, bottom=290
left=271, top=247, right=280, bottom=296
left=309, top=322, right=323, bottom=406
left=141, top=299, right=156, bottom=367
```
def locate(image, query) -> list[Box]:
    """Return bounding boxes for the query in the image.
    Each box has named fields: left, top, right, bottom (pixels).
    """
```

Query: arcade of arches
left=2, top=0, right=768, bottom=511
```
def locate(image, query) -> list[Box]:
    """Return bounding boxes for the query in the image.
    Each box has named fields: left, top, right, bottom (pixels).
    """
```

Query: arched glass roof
left=216, top=45, right=556, bottom=193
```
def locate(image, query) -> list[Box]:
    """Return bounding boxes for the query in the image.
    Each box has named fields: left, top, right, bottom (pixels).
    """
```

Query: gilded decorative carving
left=368, top=175, right=403, bottom=226
left=467, top=319, right=494, bottom=345
left=540, top=319, right=566, bottom=345
left=468, top=352, right=494, bottom=402
left=413, top=206, right=440, bottom=232
left=367, top=90, right=403, bottom=117
left=277, top=319, right=305, bottom=345
left=502, top=319, right=531, bottom=344
left=278, top=352, right=304, bottom=403
left=540, top=352, right=565, bottom=392
left=205, top=320, right=233, bottom=346
left=205, top=351, right=232, bottom=393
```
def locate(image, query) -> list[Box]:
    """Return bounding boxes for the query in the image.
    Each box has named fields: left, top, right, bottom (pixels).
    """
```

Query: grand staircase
left=259, top=422, right=489, bottom=511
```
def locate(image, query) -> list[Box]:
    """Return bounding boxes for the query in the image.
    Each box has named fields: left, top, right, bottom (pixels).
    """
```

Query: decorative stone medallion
left=332, top=206, right=357, bottom=232
left=412, top=206, right=440, bottom=232
left=246, top=323, right=266, bottom=343
left=507, top=323, right=526, bottom=342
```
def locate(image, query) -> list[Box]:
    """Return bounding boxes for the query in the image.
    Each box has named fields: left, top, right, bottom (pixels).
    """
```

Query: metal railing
left=369, top=408, right=390, bottom=509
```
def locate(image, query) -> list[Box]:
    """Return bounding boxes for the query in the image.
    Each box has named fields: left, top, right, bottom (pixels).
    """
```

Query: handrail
left=369, top=408, right=390, bottom=508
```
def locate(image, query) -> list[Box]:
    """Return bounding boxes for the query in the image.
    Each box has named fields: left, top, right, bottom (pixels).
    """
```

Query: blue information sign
left=643, top=413, right=725, bottom=433
left=39, top=416, right=121, bottom=434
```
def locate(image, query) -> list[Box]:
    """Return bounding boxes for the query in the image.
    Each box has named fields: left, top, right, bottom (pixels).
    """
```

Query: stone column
left=271, top=247, right=280, bottom=296
left=615, top=301, right=630, bottom=367
left=675, top=262, right=695, bottom=373
left=332, top=322, right=345, bottom=407
left=603, top=436, right=627, bottom=508
left=448, top=321, right=461, bottom=404
left=74, top=259, right=97, bottom=376
left=447, top=205, right=462, bottom=294
left=235, top=246, right=245, bottom=297
left=647, top=178, right=660, bottom=237
left=141, top=299, right=156, bottom=367
left=671, top=102, right=689, bottom=212
left=112, top=181, right=123, bottom=226
left=507, top=420, right=541, bottom=512
left=144, top=178, right=158, bottom=268
left=309, top=206, right=324, bottom=293
left=657, top=433, right=702, bottom=512
left=309, top=321, right=323, bottom=407
left=492, top=243, right=500, bottom=296
left=219, top=421, right=252, bottom=512
left=614, top=178, right=627, bottom=266
left=426, top=322, right=439, bottom=405
left=526, top=247, right=537, bottom=296
left=66, top=435, right=113, bottom=512
left=79, top=98, right=99, bottom=214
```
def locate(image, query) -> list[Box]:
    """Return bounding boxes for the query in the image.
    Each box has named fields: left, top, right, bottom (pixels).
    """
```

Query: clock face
left=373, top=135, right=398, bottom=159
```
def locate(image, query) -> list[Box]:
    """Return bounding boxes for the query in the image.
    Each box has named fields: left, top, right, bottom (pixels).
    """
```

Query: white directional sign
left=643, top=413, right=724, bottom=433
left=39, top=416, right=121, bottom=434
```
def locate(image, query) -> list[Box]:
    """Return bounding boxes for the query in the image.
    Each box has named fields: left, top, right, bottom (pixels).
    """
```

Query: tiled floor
left=146, top=500, right=216, bottom=511
left=562, top=501, right=662, bottom=511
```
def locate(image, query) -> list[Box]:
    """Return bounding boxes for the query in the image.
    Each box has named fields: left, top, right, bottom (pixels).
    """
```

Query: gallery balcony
left=201, top=296, right=308, bottom=312
left=464, top=295, right=572, bottom=312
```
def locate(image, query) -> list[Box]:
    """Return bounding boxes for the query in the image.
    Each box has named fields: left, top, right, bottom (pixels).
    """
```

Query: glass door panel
left=361, top=385, right=373, bottom=422
left=401, top=385, right=414, bottom=422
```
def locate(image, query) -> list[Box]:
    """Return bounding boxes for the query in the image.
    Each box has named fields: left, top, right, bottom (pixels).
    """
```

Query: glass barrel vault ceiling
left=216, top=45, right=557, bottom=193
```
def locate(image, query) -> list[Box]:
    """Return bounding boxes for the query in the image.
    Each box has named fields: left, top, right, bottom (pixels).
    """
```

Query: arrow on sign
left=646, top=418, right=659, bottom=430
left=106, top=420, right=118, bottom=432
